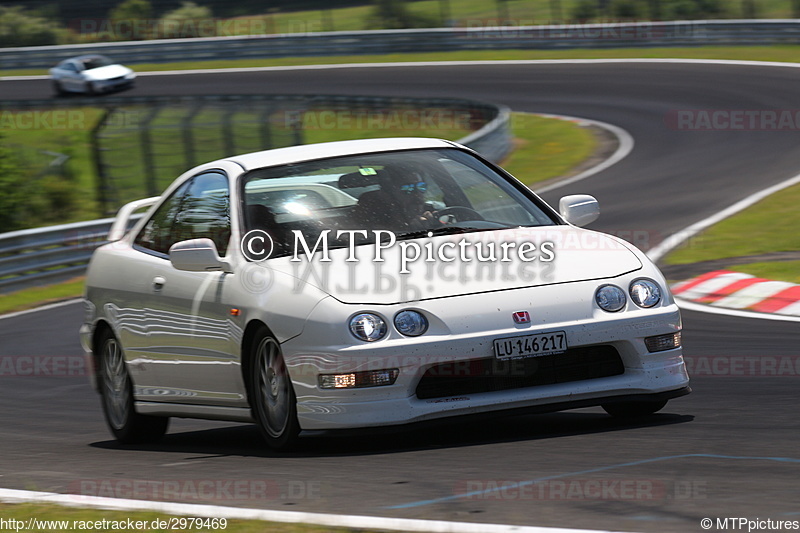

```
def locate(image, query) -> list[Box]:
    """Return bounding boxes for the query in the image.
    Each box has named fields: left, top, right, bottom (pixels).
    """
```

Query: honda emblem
left=512, top=311, right=531, bottom=324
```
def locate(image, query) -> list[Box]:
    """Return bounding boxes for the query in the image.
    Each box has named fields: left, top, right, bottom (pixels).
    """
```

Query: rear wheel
left=250, top=328, right=299, bottom=450
left=98, top=329, right=169, bottom=443
left=602, top=400, right=668, bottom=418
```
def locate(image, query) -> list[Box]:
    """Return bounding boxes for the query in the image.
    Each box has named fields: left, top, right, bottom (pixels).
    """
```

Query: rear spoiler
left=107, top=196, right=160, bottom=242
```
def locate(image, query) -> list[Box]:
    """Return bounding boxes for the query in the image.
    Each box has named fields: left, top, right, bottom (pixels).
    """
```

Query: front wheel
left=602, top=400, right=668, bottom=418
left=250, top=329, right=300, bottom=450
left=52, top=80, right=66, bottom=96
left=98, top=329, right=169, bottom=443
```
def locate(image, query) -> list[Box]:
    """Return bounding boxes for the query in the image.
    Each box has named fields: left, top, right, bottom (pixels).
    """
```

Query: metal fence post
left=91, top=107, right=114, bottom=214
left=181, top=101, right=204, bottom=170
left=139, top=105, right=161, bottom=197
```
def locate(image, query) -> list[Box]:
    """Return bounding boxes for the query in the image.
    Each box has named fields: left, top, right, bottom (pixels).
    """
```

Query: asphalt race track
left=2, top=61, right=800, bottom=532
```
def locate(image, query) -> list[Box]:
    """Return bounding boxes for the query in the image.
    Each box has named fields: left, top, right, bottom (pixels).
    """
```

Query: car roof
left=226, top=137, right=461, bottom=171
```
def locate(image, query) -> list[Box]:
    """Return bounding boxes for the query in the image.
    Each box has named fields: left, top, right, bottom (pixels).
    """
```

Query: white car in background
left=80, top=138, right=690, bottom=450
left=50, top=54, right=135, bottom=95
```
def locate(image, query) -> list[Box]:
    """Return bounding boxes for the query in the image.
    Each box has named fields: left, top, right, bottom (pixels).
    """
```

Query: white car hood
left=265, top=226, right=643, bottom=305
left=84, top=65, right=131, bottom=80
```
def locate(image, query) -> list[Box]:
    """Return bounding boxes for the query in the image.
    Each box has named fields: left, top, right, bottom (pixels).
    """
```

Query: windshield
left=81, top=56, right=114, bottom=70
left=242, top=148, right=559, bottom=258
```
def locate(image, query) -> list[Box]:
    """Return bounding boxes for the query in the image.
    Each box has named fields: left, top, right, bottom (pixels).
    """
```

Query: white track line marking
left=0, top=298, right=82, bottom=320
left=647, top=171, right=800, bottom=263
left=7, top=57, right=800, bottom=81
left=0, top=488, right=629, bottom=533
left=676, top=298, right=800, bottom=323
left=532, top=114, right=634, bottom=194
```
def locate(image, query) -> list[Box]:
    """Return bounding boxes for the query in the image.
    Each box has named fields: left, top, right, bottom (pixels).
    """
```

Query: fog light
left=319, top=368, right=399, bottom=389
left=645, top=332, right=682, bottom=352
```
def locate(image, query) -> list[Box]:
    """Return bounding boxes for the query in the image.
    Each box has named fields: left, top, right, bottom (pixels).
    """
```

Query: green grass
left=6, top=45, right=800, bottom=78
left=665, top=182, right=800, bottom=266
left=503, top=113, right=595, bottom=185
left=0, top=277, right=85, bottom=315
left=724, top=261, right=800, bottom=284
left=0, top=503, right=370, bottom=533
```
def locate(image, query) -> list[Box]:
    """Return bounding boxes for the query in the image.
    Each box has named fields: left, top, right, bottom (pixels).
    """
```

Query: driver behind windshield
left=353, top=166, right=439, bottom=232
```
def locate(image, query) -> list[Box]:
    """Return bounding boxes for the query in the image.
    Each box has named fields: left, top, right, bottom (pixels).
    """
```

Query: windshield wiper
left=396, top=225, right=500, bottom=241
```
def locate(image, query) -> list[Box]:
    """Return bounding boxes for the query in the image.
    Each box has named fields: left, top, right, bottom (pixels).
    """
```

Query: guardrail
left=0, top=218, right=113, bottom=293
left=3, top=20, right=800, bottom=70
left=0, top=96, right=510, bottom=293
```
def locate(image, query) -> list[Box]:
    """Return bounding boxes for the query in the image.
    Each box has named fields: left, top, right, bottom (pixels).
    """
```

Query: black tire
left=97, top=329, right=169, bottom=444
left=52, top=80, right=66, bottom=96
left=602, top=400, right=668, bottom=418
left=250, top=328, right=300, bottom=450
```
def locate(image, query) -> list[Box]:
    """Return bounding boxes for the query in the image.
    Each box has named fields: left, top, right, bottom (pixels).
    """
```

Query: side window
left=134, top=172, right=231, bottom=256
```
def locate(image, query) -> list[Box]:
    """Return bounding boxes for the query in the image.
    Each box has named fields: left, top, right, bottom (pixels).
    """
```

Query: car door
left=61, top=61, right=83, bottom=91
left=130, top=170, right=245, bottom=406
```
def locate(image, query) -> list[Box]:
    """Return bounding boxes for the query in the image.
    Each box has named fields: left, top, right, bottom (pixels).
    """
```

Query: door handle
left=153, top=276, right=166, bottom=290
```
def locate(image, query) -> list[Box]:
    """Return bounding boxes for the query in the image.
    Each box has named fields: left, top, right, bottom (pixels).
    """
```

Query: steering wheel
left=433, top=206, right=485, bottom=224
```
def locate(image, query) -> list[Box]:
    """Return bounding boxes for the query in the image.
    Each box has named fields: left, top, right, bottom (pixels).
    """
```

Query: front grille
left=415, top=345, right=624, bottom=400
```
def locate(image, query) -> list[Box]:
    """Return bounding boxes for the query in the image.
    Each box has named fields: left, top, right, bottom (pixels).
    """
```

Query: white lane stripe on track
left=531, top=114, right=634, bottom=195
left=647, top=169, right=800, bottom=263
left=8, top=57, right=800, bottom=81
left=0, top=298, right=82, bottom=320
left=676, top=298, right=800, bottom=323
left=0, top=488, right=630, bottom=533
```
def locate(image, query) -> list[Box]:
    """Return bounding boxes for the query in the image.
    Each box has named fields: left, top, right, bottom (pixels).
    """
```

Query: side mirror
left=169, top=238, right=232, bottom=273
left=559, top=194, right=600, bottom=227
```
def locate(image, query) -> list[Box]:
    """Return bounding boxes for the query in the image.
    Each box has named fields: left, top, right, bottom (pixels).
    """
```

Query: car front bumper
left=283, top=291, right=690, bottom=430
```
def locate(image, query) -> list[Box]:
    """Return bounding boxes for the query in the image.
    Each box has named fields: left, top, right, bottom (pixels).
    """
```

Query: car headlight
left=394, top=310, right=428, bottom=337
left=349, top=313, right=387, bottom=342
left=629, top=279, right=662, bottom=308
left=595, top=284, right=626, bottom=312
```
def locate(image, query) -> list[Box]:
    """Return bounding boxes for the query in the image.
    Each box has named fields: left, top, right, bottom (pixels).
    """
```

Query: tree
left=365, top=0, right=437, bottom=29
left=0, top=6, right=61, bottom=47
left=0, top=137, right=34, bottom=231
left=157, top=1, right=214, bottom=39
left=571, top=0, right=598, bottom=21
left=109, top=0, right=153, bottom=40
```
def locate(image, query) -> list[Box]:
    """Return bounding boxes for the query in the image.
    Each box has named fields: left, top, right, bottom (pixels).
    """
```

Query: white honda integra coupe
left=80, top=138, right=690, bottom=450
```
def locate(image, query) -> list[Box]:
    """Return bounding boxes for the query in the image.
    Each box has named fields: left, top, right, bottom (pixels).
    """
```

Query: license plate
left=493, top=331, right=568, bottom=360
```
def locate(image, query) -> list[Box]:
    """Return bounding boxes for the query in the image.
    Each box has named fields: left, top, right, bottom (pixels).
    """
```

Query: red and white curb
left=672, top=270, right=800, bottom=316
